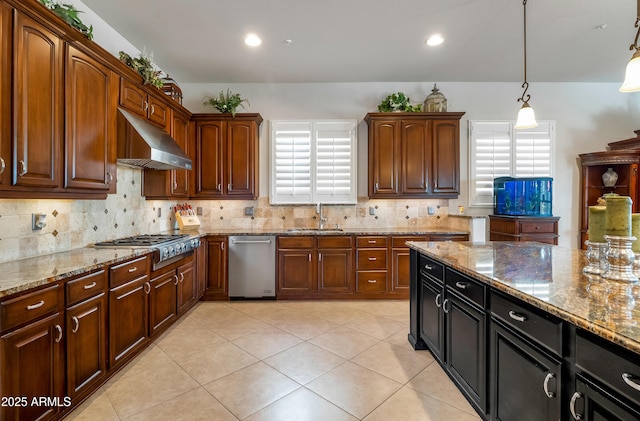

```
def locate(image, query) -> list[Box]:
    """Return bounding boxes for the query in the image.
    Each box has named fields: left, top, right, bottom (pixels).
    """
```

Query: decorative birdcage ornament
left=423, top=84, right=447, bottom=112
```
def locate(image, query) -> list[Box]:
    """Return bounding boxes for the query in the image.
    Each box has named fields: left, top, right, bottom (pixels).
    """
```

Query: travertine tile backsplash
left=0, top=166, right=460, bottom=264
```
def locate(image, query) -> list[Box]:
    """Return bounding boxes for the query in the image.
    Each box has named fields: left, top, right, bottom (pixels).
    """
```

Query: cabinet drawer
left=66, top=269, right=108, bottom=306
left=519, top=220, right=556, bottom=234
left=446, top=268, right=485, bottom=307
left=491, top=291, right=563, bottom=355
left=0, top=284, right=61, bottom=333
left=392, top=235, right=427, bottom=248
left=356, top=271, right=387, bottom=292
left=110, top=255, right=149, bottom=288
left=357, top=249, right=387, bottom=269
left=576, top=330, right=640, bottom=407
left=317, top=236, right=352, bottom=249
left=419, top=254, right=444, bottom=282
left=278, top=236, right=314, bottom=249
left=356, top=236, right=388, bottom=248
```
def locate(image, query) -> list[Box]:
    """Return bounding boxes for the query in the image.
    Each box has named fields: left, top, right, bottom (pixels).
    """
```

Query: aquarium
left=493, top=176, right=553, bottom=216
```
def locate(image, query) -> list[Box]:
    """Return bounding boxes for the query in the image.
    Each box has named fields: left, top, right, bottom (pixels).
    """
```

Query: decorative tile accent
left=52, top=210, right=58, bottom=217
left=52, top=230, right=58, bottom=237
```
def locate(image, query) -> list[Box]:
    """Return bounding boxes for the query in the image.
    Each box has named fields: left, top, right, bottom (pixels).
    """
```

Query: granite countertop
left=0, top=227, right=469, bottom=299
left=408, top=240, right=640, bottom=355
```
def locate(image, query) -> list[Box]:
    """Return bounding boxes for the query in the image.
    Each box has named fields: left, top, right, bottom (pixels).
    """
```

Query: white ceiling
left=82, top=0, right=636, bottom=85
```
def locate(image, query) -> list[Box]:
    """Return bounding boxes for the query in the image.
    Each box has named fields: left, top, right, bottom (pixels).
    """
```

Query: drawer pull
left=442, top=298, right=451, bottom=314
left=368, top=257, right=377, bottom=261
left=26, top=300, right=45, bottom=310
left=83, top=281, right=97, bottom=290
left=570, top=391, right=583, bottom=420
left=424, top=264, right=433, bottom=270
left=367, top=279, right=377, bottom=283
left=455, top=281, right=467, bottom=289
left=128, top=266, right=138, bottom=273
left=435, top=293, right=442, bottom=308
left=622, top=373, right=640, bottom=392
left=71, top=316, right=79, bottom=333
left=368, top=240, right=377, bottom=244
left=543, top=372, right=556, bottom=398
left=535, top=226, right=540, bottom=230
left=508, top=310, right=527, bottom=322
left=54, top=324, right=63, bottom=343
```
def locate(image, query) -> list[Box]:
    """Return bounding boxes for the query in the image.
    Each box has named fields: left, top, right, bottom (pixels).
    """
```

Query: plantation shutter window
left=271, top=120, right=357, bottom=204
left=469, top=120, right=555, bottom=207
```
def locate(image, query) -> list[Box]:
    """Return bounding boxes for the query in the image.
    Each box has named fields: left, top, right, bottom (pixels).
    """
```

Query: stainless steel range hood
left=117, top=108, right=192, bottom=171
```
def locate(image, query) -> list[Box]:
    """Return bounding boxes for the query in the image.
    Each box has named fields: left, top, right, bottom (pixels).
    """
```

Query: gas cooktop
left=95, top=234, right=189, bottom=247
left=95, top=234, right=200, bottom=267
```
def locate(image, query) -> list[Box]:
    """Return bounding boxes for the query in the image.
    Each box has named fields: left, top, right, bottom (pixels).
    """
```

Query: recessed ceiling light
left=244, top=33, right=262, bottom=47
left=426, top=34, right=444, bottom=46
left=283, top=39, right=293, bottom=45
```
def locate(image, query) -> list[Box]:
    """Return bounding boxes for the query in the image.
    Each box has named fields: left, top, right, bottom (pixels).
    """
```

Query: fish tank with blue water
left=493, top=177, right=553, bottom=216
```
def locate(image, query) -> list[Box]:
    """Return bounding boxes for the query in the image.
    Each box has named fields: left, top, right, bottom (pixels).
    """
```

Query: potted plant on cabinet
left=203, top=90, right=250, bottom=117
left=377, top=92, right=422, bottom=112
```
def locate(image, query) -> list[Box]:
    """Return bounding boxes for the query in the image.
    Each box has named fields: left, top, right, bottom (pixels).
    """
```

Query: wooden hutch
left=579, top=130, right=640, bottom=249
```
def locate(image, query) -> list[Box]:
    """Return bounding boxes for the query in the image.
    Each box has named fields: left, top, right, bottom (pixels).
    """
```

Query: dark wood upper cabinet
left=0, top=3, right=10, bottom=188
left=192, top=114, right=262, bottom=199
left=12, top=9, right=63, bottom=189
left=365, top=112, right=465, bottom=199
left=119, top=77, right=169, bottom=130
left=65, top=45, right=118, bottom=193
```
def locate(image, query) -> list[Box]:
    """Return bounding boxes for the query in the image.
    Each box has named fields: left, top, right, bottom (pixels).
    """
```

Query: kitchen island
left=409, top=240, right=640, bottom=421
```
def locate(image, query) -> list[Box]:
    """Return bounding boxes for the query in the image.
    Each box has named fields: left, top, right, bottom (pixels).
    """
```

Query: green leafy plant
left=377, top=92, right=421, bottom=112
left=203, top=90, right=250, bottom=117
left=39, top=0, right=93, bottom=40
left=118, top=51, right=164, bottom=89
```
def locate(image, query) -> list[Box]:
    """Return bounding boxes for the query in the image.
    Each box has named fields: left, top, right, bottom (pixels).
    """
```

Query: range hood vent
left=117, top=108, right=192, bottom=171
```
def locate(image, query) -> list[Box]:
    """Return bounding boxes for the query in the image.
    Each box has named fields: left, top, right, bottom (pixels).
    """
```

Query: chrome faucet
left=316, top=202, right=327, bottom=230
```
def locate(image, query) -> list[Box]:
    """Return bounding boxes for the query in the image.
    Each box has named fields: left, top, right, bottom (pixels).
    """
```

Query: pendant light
left=620, top=0, right=640, bottom=92
left=515, top=0, right=538, bottom=129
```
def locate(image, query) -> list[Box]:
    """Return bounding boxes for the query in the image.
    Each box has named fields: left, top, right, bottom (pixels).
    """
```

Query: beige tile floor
left=65, top=300, right=481, bottom=421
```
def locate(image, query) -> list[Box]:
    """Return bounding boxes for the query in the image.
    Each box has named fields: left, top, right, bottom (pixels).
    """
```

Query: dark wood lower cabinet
left=420, top=276, right=445, bottom=362
left=66, top=292, right=108, bottom=402
left=177, top=258, right=197, bottom=315
left=0, top=312, right=65, bottom=421
left=149, top=269, right=178, bottom=337
left=109, top=275, right=149, bottom=369
left=571, top=376, right=640, bottom=421
left=203, top=236, right=228, bottom=300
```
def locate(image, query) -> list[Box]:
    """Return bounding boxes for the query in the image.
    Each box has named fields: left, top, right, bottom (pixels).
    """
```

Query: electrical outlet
left=427, top=206, right=435, bottom=215
left=369, top=206, right=376, bottom=215
left=157, top=208, right=161, bottom=217
left=196, top=207, right=203, bottom=216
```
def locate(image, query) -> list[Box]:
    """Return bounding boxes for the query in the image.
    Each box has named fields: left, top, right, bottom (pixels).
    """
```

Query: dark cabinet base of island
left=409, top=248, right=640, bottom=421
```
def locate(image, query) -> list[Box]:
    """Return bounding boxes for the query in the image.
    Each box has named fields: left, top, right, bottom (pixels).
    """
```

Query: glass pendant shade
left=620, top=50, right=640, bottom=92
left=515, top=101, right=538, bottom=129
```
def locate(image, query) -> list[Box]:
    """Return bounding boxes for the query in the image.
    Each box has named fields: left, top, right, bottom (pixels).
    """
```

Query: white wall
left=182, top=81, right=640, bottom=248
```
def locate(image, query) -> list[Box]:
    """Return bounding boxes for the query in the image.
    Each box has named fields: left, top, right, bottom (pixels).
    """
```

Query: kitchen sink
left=287, top=228, right=344, bottom=233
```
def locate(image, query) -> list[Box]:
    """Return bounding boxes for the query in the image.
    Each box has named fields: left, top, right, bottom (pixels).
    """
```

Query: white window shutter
left=270, top=120, right=357, bottom=204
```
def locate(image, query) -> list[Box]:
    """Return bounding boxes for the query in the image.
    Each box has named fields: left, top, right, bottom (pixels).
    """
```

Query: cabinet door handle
left=150, top=104, right=155, bottom=114
left=424, top=264, right=433, bottom=270
left=508, top=310, right=527, bottom=322
left=71, top=316, right=80, bottom=333
left=442, top=298, right=450, bottom=313
left=26, top=300, right=45, bottom=310
left=367, top=279, right=377, bottom=283
left=308, top=253, right=312, bottom=262
left=435, top=293, right=442, bottom=308
left=173, top=181, right=178, bottom=189
left=179, top=273, right=184, bottom=283
left=54, top=324, right=63, bottom=343
left=83, top=281, right=97, bottom=290
left=143, top=100, right=149, bottom=111
left=144, top=282, right=151, bottom=294
left=0, top=157, right=5, bottom=174
left=221, top=242, right=225, bottom=250
left=368, top=257, right=377, bottom=261
left=174, top=274, right=179, bottom=286
left=455, top=281, right=467, bottom=289
left=228, top=183, right=232, bottom=191
left=543, top=372, right=556, bottom=398
left=433, top=181, right=437, bottom=190
left=319, top=253, right=322, bottom=262
left=18, top=160, right=27, bottom=176
left=128, top=267, right=138, bottom=273
left=217, top=183, right=221, bottom=191
left=375, top=182, right=379, bottom=192
left=622, top=373, right=640, bottom=392
left=107, top=172, right=113, bottom=183
left=569, top=391, right=583, bottom=420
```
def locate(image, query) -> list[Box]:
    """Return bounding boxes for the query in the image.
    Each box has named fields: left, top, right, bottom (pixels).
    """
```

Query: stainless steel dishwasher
left=228, top=235, right=276, bottom=299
